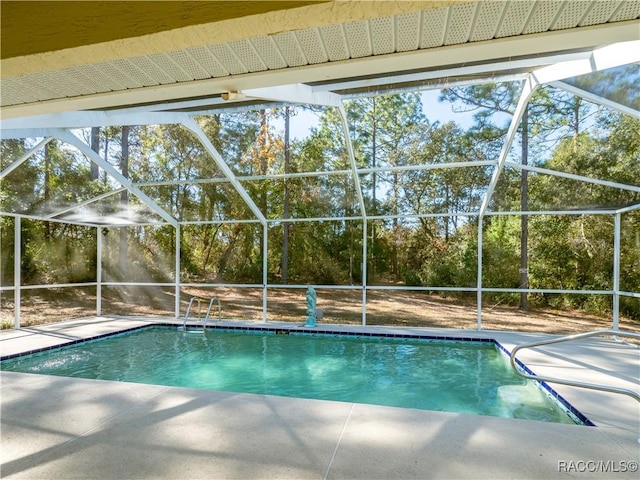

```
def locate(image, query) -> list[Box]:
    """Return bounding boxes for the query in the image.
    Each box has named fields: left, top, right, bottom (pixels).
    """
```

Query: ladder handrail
left=182, top=297, right=198, bottom=329
left=182, top=296, right=221, bottom=331
left=510, top=329, right=640, bottom=402
left=202, top=297, right=221, bottom=330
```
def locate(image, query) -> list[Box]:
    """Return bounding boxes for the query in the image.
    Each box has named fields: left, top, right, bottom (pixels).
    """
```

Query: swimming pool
left=1, top=325, right=586, bottom=424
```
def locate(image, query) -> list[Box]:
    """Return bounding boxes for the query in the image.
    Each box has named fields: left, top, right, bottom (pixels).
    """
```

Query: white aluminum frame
left=0, top=137, right=53, bottom=179
left=1, top=42, right=639, bottom=330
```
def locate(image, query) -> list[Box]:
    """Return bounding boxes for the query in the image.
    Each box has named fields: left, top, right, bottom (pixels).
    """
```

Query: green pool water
left=2, top=327, right=579, bottom=424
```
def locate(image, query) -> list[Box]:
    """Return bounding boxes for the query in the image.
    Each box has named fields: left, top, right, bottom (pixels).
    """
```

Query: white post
left=96, top=226, right=102, bottom=316
left=362, top=220, right=367, bottom=326
left=612, top=213, right=621, bottom=331
left=175, top=224, right=181, bottom=319
left=476, top=219, right=483, bottom=331
left=14, top=216, right=21, bottom=329
left=263, top=224, right=268, bottom=323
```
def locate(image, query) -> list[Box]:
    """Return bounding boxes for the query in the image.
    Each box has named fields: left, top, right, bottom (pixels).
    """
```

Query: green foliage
left=0, top=216, right=16, bottom=285
left=482, top=215, right=521, bottom=288
left=1, top=139, right=105, bottom=285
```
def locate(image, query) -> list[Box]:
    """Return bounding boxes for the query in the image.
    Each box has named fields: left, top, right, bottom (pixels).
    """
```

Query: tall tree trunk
left=44, top=141, right=51, bottom=240
left=573, top=96, right=581, bottom=153
left=282, top=107, right=290, bottom=283
left=203, top=224, right=222, bottom=273
left=259, top=110, right=268, bottom=196
left=444, top=185, right=450, bottom=242
left=119, top=126, right=130, bottom=274
left=90, top=127, right=100, bottom=180
left=215, top=224, right=242, bottom=282
left=519, top=106, right=529, bottom=311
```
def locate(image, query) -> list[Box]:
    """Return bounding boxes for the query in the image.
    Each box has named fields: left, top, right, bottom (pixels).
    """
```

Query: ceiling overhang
left=1, top=1, right=638, bottom=122
left=1, top=1, right=331, bottom=61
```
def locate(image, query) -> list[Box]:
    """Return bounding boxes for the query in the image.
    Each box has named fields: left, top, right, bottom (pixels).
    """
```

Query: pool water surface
left=1, top=327, right=582, bottom=424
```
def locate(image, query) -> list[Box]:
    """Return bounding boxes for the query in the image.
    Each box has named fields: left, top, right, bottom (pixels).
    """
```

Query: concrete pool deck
left=1, top=317, right=639, bottom=479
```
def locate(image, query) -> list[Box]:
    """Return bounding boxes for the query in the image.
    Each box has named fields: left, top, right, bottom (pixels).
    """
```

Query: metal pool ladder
left=179, top=296, right=221, bottom=333
left=510, top=329, right=640, bottom=401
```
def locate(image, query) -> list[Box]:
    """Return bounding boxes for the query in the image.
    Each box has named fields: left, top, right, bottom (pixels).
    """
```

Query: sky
left=284, top=89, right=486, bottom=140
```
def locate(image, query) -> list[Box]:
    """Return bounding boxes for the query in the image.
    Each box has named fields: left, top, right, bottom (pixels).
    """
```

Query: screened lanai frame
left=1, top=40, right=639, bottom=330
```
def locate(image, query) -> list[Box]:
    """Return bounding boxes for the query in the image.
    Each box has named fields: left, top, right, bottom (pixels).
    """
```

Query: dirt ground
left=2, top=285, right=638, bottom=335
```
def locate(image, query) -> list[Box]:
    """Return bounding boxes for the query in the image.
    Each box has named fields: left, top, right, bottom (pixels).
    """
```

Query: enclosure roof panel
left=563, top=63, right=640, bottom=111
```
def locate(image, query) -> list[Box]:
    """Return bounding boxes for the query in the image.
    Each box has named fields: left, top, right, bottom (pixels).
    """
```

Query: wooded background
left=1, top=81, right=639, bottom=322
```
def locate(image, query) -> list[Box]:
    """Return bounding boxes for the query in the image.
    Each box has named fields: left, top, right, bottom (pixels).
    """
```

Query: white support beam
left=550, top=81, right=640, bottom=119
left=14, top=216, right=21, bottom=329
left=180, top=218, right=262, bottom=226
left=532, top=58, right=595, bottom=86
left=612, top=213, right=621, bottom=331
left=592, top=40, right=640, bottom=72
left=488, top=209, right=616, bottom=216
left=243, top=83, right=342, bottom=108
left=262, top=224, right=268, bottom=323
left=7, top=282, right=97, bottom=291
left=152, top=101, right=286, bottom=118
left=362, top=220, right=367, bottom=327
left=134, top=169, right=353, bottom=188
left=0, top=136, right=53, bottom=179
left=0, top=128, right=65, bottom=140
left=110, top=97, right=230, bottom=115
left=98, top=221, right=167, bottom=228
left=96, top=227, right=102, bottom=316
left=180, top=118, right=267, bottom=225
left=46, top=188, right=128, bottom=219
left=531, top=39, right=640, bottom=85
left=175, top=224, right=181, bottom=320
left=0, top=111, right=191, bottom=131
left=311, top=53, right=586, bottom=94
left=479, top=76, right=537, bottom=217
left=476, top=218, right=483, bottom=331
left=616, top=203, right=640, bottom=215
left=620, top=291, right=640, bottom=299
left=1, top=211, right=101, bottom=227
left=53, top=129, right=179, bottom=227
left=340, top=74, right=530, bottom=101
left=505, top=161, right=640, bottom=194
left=337, top=104, right=367, bottom=219
left=361, top=160, right=496, bottom=175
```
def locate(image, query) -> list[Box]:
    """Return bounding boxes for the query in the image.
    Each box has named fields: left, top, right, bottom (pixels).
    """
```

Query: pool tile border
left=1, top=322, right=594, bottom=426
left=493, top=341, right=595, bottom=426
left=0, top=324, right=154, bottom=361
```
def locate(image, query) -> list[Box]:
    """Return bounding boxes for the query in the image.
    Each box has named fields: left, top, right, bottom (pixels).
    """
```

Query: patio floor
left=1, top=317, right=639, bottom=479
